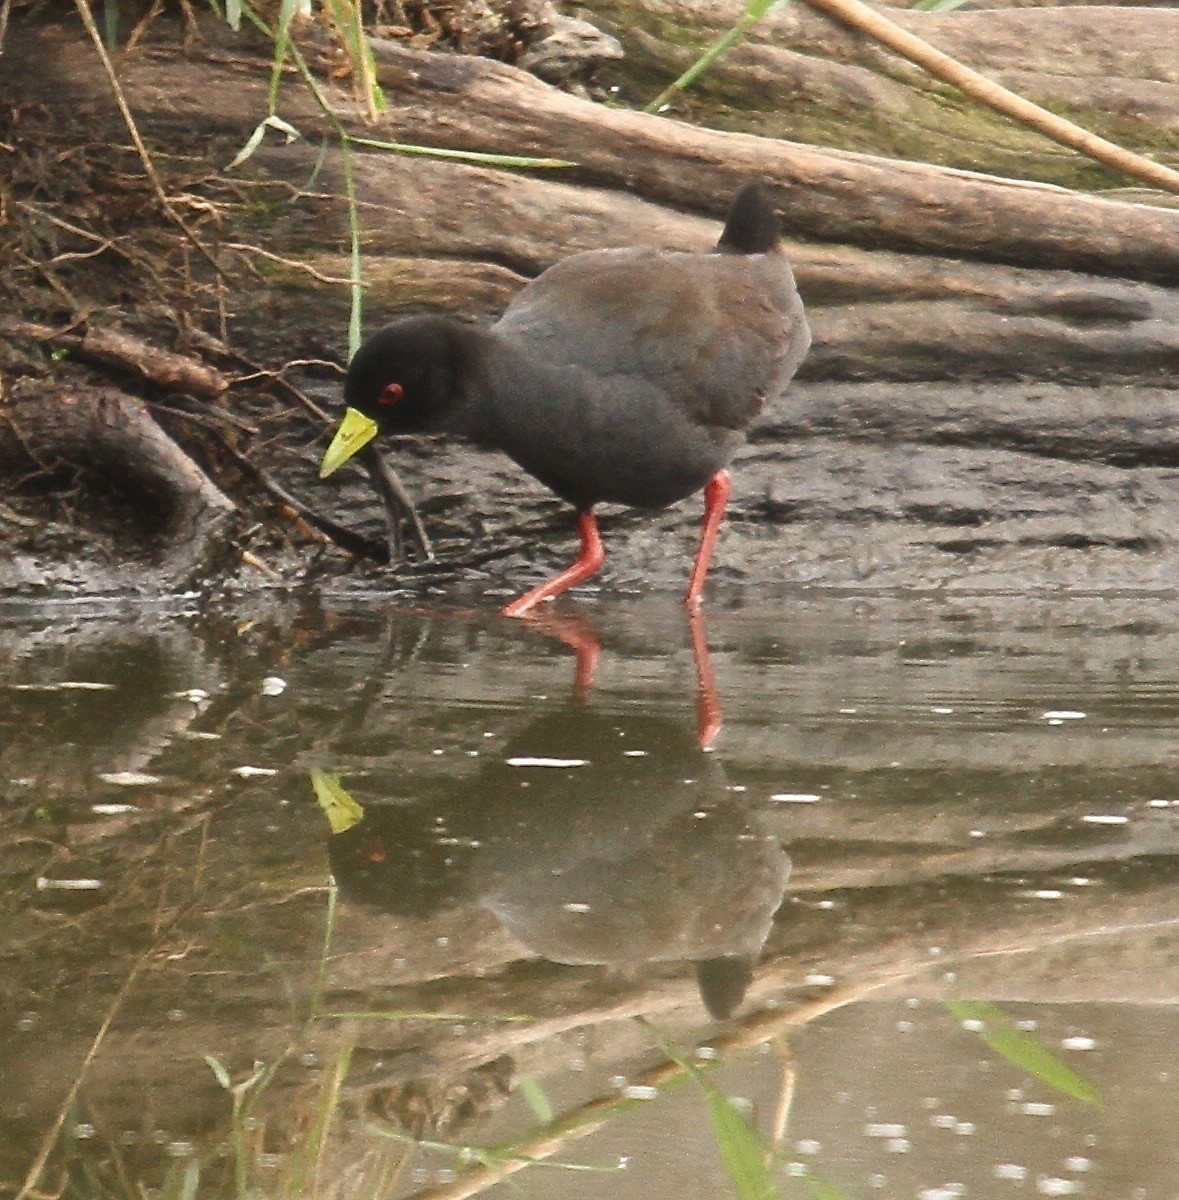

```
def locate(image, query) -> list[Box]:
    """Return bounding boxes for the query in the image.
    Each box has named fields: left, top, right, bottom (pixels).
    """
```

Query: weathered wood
left=592, top=0, right=1179, bottom=184
left=0, top=383, right=236, bottom=575
left=10, top=26, right=1179, bottom=281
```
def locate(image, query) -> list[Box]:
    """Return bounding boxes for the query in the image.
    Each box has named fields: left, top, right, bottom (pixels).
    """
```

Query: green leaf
left=945, top=1001, right=1101, bottom=1105
left=704, top=1088, right=779, bottom=1200
left=519, top=1077, right=554, bottom=1124
left=310, top=769, right=365, bottom=834
left=226, top=0, right=241, bottom=31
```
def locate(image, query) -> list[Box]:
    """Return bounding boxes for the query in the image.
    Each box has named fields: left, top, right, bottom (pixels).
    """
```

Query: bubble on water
left=1016, top=1019, right=1038, bottom=1031
left=167, top=1009, right=185, bottom=1022
left=994, top=1163, right=1029, bottom=1180
left=795, top=1139, right=822, bottom=1155
left=436, top=1169, right=457, bottom=1184
left=166, top=1142, right=194, bottom=1158
left=1021, top=1102, right=1056, bottom=1116
left=864, top=1123, right=906, bottom=1138
left=931, top=707, right=954, bottom=714
left=1042, top=711, right=1085, bottom=720
left=787, top=1162, right=809, bottom=1177
left=1062, top=1036, right=1096, bottom=1051
left=770, top=793, right=821, bottom=803
left=896, top=1020, right=915, bottom=1033
left=231, top=766, right=276, bottom=778
left=623, top=750, right=648, bottom=757
left=506, top=757, right=588, bottom=768
left=260, top=676, right=287, bottom=696
left=99, top=771, right=161, bottom=786
left=563, top=902, right=592, bottom=913
left=960, top=1019, right=985, bottom=1033
left=886, top=1138, right=911, bottom=1153
left=696, top=1046, right=718, bottom=1060
left=931, top=1115, right=958, bottom=1129
left=1064, top=1157, right=1091, bottom=1172
left=1037, top=1179, right=1081, bottom=1196
left=804, top=973, right=835, bottom=987
left=955, top=1121, right=976, bottom=1135
left=609, top=1075, right=628, bottom=1088
left=919, top=1187, right=964, bottom=1200
left=72, top=1123, right=96, bottom=1139
left=1081, top=814, right=1128, bottom=825
left=621, top=1085, right=658, bottom=1100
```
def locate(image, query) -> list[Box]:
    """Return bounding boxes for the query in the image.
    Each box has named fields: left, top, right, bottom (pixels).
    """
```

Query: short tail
left=716, top=181, right=780, bottom=255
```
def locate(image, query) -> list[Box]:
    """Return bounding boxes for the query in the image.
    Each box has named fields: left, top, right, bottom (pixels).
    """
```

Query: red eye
left=378, top=382, right=405, bottom=407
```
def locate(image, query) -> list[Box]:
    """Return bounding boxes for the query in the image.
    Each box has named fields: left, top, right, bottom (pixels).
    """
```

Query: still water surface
left=1, top=591, right=1176, bottom=1198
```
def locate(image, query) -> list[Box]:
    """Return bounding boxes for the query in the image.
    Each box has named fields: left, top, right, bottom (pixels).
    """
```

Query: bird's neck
left=443, top=325, right=567, bottom=444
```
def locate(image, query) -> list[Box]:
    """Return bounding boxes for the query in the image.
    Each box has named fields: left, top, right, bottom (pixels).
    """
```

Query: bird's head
left=319, top=316, right=468, bottom=478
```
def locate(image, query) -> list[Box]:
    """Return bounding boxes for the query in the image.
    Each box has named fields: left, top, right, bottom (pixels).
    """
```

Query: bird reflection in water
left=316, top=611, right=789, bottom=1019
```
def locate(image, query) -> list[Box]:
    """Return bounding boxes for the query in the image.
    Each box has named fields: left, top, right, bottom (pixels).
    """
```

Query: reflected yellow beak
left=310, top=769, right=366, bottom=835
left=319, top=407, right=379, bottom=478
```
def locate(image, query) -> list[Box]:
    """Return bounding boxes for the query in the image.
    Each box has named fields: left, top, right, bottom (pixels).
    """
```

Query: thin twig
left=799, top=0, right=1179, bottom=196
left=401, top=975, right=897, bottom=1200
left=224, top=242, right=363, bottom=286
left=13, top=948, right=156, bottom=1200
left=71, top=0, right=227, bottom=274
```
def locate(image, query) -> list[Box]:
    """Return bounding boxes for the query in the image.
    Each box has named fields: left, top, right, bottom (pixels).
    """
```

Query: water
left=1, top=590, right=1177, bottom=1198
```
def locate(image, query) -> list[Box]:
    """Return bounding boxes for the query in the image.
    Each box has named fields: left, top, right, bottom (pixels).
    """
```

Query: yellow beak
left=310, top=769, right=366, bottom=835
left=319, top=407, right=379, bottom=478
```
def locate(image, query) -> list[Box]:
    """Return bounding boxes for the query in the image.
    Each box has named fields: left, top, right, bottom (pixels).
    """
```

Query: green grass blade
left=705, top=1088, right=780, bottom=1200
left=519, top=1077, right=554, bottom=1124
left=347, top=135, right=574, bottom=170
left=226, top=0, right=241, bottom=31
left=268, top=0, right=302, bottom=112
left=645, top=0, right=785, bottom=114
left=103, top=0, right=119, bottom=49
left=945, top=1001, right=1101, bottom=1105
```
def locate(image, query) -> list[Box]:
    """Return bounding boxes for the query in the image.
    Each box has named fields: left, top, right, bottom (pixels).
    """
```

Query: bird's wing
left=494, top=248, right=810, bottom=431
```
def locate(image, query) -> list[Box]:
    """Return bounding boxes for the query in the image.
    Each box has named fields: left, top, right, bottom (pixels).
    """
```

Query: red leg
left=515, top=610, right=603, bottom=700
left=688, top=605, right=723, bottom=749
left=685, top=470, right=731, bottom=610
left=501, top=510, right=605, bottom=618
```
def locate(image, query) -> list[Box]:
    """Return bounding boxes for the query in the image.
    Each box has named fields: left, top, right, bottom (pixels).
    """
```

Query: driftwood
left=0, top=381, right=236, bottom=578
left=595, top=0, right=1179, bottom=184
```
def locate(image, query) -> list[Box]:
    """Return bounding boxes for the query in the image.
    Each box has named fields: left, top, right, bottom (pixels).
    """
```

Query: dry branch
left=7, top=319, right=229, bottom=397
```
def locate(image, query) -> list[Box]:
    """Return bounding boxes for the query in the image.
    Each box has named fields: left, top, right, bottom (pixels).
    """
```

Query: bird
left=319, top=182, right=811, bottom=617
left=313, top=706, right=791, bottom=1020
